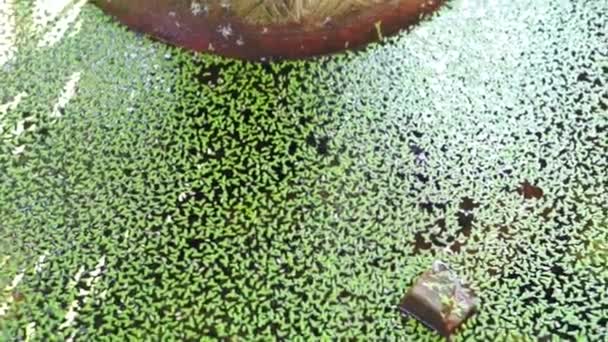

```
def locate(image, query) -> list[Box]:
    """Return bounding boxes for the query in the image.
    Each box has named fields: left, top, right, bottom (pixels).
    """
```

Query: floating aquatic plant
left=0, top=0, right=607, bottom=341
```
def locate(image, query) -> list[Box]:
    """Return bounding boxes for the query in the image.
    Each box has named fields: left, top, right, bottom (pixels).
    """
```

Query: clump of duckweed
left=0, top=0, right=607, bottom=340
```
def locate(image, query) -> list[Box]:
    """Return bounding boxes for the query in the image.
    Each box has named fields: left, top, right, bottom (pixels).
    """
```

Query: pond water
left=0, top=0, right=607, bottom=340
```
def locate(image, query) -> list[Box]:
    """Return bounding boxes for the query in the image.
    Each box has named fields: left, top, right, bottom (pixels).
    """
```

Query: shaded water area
left=1, top=0, right=607, bottom=340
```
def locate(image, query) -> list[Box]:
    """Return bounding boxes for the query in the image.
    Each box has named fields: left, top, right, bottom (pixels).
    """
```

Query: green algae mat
left=1, top=0, right=607, bottom=340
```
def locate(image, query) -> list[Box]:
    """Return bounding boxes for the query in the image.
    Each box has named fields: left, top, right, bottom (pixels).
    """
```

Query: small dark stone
left=518, top=181, right=544, bottom=199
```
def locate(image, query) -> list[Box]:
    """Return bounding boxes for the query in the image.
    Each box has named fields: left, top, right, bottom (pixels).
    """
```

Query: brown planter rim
left=93, top=0, right=447, bottom=61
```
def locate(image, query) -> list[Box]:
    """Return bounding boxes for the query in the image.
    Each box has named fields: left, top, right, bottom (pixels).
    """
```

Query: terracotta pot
left=93, top=0, right=446, bottom=61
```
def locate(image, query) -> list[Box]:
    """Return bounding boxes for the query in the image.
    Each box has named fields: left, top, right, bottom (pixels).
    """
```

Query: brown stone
left=400, top=261, right=477, bottom=340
